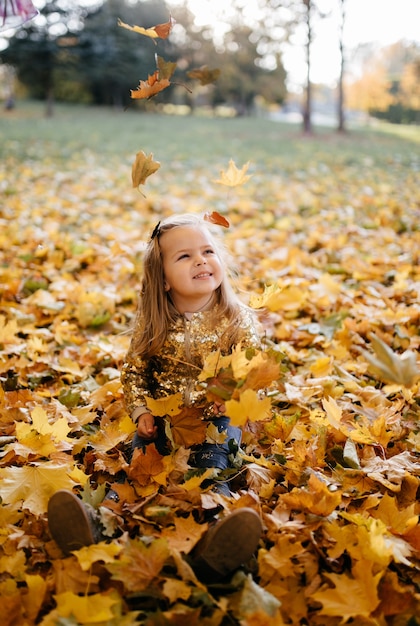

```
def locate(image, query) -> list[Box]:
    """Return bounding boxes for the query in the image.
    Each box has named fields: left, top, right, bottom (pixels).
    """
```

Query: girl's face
left=159, top=225, right=224, bottom=313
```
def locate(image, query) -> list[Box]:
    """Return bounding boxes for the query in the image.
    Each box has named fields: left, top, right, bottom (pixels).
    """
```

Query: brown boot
left=48, top=490, right=96, bottom=556
left=191, top=507, right=262, bottom=583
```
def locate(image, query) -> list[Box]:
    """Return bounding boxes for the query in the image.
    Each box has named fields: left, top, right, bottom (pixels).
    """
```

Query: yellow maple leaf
left=372, top=493, right=418, bottom=536
left=213, top=159, right=252, bottom=187
left=23, top=575, right=47, bottom=623
left=106, top=536, right=170, bottom=592
left=0, top=463, right=79, bottom=516
left=145, top=392, right=183, bottom=417
left=311, top=560, right=381, bottom=618
left=54, top=590, right=120, bottom=623
left=280, top=472, right=342, bottom=517
left=14, top=407, right=72, bottom=457
left=75, top=542, right=122, bottom=571
left=198, top=350, right=231, bottom=381
left=249, top=283, right=306, bottom=312
left=89, top=415, right=135, bottom=453
left=226, top=389, right=271, bottom=426
left=0, top=315, right=19, bottom=344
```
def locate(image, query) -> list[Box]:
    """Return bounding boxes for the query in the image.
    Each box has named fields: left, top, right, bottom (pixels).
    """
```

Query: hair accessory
left=150, top=221, right=161, bottom=241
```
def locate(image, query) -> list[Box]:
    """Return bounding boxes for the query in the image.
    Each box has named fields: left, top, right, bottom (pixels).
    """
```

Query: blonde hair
left=129, top=213, right=244, bottom=358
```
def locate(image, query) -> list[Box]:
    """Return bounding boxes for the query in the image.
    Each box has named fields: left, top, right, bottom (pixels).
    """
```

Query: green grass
left=1, top=100, right=419, bottom=177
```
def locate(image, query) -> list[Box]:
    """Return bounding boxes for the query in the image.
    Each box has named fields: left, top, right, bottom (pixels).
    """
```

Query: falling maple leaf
left=203, top=210, right=230, bottom=228
left=213, top=158, right=252, bottom=187
left=187, top=65, right=221, bottom=85
left=118, top=15, right=175, bottom=41
left=156, top=54, right=177, bottom=80
left=131, top=150, right=160, bottom=189
left=130, top=71, right=171, bottom=100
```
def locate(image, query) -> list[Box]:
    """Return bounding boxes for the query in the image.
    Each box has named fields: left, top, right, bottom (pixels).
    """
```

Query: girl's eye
left=204, top=249, right=214, bottom=255
left=178, top=253, right=189, bottom=260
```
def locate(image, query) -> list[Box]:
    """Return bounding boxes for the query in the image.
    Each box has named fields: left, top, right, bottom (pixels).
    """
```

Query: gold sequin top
left=121, top=305, right=261, bottom=420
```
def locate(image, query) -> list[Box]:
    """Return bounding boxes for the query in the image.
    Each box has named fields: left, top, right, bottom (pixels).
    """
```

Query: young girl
left=48, top=213, right=263, bottom=582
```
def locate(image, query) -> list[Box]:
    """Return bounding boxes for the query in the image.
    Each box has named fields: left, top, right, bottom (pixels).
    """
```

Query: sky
left=172, top=0, right=420, bottom=87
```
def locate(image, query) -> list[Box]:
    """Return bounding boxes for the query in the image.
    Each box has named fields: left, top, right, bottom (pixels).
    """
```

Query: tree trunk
left=337, top=0, right=346, bottom=132
left=302, top=0, right=313, bottom=134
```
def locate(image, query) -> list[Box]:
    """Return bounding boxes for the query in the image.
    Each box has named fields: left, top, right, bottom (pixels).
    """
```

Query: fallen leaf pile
left=1, top=111, right=420, bottom=625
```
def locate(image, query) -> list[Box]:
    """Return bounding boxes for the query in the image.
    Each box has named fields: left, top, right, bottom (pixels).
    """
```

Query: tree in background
left=336, top=0, right=346, bottom=132
left=79, top=0, right=175, bottom=108
left=346, top=41, right=419, bottom=124
left=1, top=0, right=90, bottom=116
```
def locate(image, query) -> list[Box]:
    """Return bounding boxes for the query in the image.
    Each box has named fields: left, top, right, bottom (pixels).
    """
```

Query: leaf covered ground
left=1, top=104, right=420, bottom=625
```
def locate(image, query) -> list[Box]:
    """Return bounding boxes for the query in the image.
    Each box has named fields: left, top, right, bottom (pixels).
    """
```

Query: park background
left=0, top=1, right=420, bottom=625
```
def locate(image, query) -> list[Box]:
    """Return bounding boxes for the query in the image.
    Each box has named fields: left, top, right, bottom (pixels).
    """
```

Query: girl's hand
left=213, top=401, right=226, bottom=415
left=137, top=413, right=158, bottom=439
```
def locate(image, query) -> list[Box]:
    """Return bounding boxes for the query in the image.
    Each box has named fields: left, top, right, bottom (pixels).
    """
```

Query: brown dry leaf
left=118, top=15, right=175, bottom=40
left=131, top=151, right=161, bottom=189
left=169, top=407, right=207, bottom=447
left=106, top=536, right=170, bottom=592
left=129, top=444, right=166, bottom=486
left=187, top=66, right=221, bottom=85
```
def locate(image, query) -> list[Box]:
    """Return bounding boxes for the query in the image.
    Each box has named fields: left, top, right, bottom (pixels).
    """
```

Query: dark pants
left=130, top=416, right=242, bottom=493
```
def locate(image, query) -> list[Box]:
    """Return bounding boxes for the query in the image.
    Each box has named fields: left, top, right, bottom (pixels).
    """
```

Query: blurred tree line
left=0, top=0, right=418, bottom=126
left=0, top=0, right=286, bottom=115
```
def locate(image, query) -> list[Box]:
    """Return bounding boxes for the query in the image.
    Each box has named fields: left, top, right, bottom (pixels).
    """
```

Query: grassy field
left=1, top=99, right=419, bottom=170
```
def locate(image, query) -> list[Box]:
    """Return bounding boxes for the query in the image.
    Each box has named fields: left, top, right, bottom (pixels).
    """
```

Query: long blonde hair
left=129, top=213, right=244, bottom=358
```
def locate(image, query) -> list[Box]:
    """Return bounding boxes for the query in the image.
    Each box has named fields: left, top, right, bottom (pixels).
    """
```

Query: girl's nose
left=195, top=254, right=206, bottom=265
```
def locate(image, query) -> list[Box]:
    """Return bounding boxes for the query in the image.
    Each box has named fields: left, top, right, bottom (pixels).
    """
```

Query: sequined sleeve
left=120, top=356, right=150, bottom=418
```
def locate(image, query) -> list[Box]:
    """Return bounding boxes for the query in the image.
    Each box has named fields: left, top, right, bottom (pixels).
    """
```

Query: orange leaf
left=169, top=407, right=207, bottom=447
left=129, top=444, right=165, bottom=486
left=204, top=211, right=230, bottom=228
left=118, top=15, right=175, bottom=41
left=187, top=65, right=221, bottom=85
left=130, top=71, right=171, bottom=100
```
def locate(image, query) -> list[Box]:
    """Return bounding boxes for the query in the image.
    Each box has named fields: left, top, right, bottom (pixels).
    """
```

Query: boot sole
left=196, top=507, right=262, bottom=578
left=48, top=490, right=94, bottom=556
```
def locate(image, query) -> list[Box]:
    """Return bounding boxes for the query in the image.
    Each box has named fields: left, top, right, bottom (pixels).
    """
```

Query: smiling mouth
left=194, top=272, right=212, bottom=279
